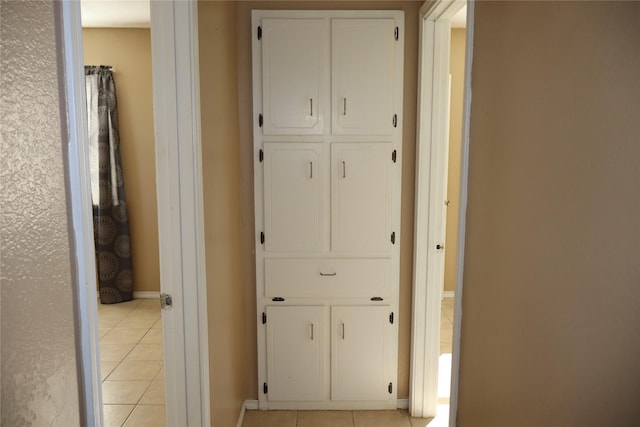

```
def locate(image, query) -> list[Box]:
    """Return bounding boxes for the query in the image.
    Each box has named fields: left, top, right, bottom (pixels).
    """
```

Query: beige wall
left=458, top=2, right=640, bottom=425
left=83, top=28, right=160, bottom=293
left=1, top=0, right=81, bottom=424
left=443, top=28, right=466, bottom=293
left=233, top=1, right=422, bottom=399
left=198, top=2, right=247, bottom=425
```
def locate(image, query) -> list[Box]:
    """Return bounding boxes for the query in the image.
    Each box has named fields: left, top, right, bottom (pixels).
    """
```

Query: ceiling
left=81, top=0, right=150, bottom=28
left=80, top=0, right=465, bottom=29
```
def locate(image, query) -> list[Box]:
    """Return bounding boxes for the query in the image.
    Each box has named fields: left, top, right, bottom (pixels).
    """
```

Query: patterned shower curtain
left=85, top=66, right=133, bottom=304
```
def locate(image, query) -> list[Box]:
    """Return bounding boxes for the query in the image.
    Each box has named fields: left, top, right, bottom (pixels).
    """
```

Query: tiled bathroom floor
left=243, top=298, right=456, bottom=427
left=98, top=298, right=165, bottom=427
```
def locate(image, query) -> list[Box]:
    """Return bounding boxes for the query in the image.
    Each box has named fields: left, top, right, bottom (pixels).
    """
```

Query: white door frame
left=410, top=0, right=473, bottom=423
left=59, top=1, right=210, bottom=426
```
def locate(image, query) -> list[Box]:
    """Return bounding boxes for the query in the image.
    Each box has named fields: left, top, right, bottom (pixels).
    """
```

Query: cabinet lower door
left=266, top=306, right=326, bottom=401
left=264, top=144, right=324, bottom=252
left=331, top=306, right=392, bottom=401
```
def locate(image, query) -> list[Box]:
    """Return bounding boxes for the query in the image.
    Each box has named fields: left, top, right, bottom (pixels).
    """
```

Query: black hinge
left=371, top=297, right=384, bottom=301
left=393, top=114, right=398, bottom=128
left=391, top=232, right=396, bottom=244
left=389, top=312, right=394, bottom=324
left=258, top=113, right=263, bottom=127
left=394, top=27, right=399, bottom=41
left=272, top=297, right=285, bottom=302
left=258, top=26, right=262, bottom=40
left=259, top=149, right=264, bottom=162
left=388, top=382, right=393, bottom=394
left=262, top=312, right=267, bottom=324
left=263, top=382, right=268, bottom=394
left=260, top=231, right=265, bottom=244
left=392, top=150, right=397, bottom=163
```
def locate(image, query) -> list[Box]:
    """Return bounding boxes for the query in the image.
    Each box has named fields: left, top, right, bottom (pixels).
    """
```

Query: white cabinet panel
left=331, top=306, right=391, bottom=401
left=264, top=143, right=324, bottom=252
left=261, top=19, right=326, bottom=135
left=267, top=306, right=326, bottom=401
left=265, top=258, right=391, bottom=298
left=331, top=143, right=393, bottom=253
left=332, top=19, right=396, bottom=135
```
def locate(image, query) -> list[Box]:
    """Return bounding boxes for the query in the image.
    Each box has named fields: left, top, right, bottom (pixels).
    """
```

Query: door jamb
left=59, top=1, right=210, bottom=425
left=410, top=0, right=473, bottom=423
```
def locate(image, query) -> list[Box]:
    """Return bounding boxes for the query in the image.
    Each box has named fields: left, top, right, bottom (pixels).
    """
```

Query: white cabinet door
left=267, top=306, right=326, bottom=401
left=331, top=306, right=392, bottom=401
left=261, top=19, right=327, bottom=135
left=331, top=143, right=392, bottom=253
left=264, top=143, right=324, bottom=252
left=332, top=19, right=396, bottom=136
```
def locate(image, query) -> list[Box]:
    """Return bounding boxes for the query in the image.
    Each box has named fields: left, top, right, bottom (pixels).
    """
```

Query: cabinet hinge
left=389, top=312, right=394, bottom=324
left=259, top=113, right=263, bottom=127
left=392, top=114, right=398, bottom=128
left=392, top=150, right=397, bottom=163
left=259, top=149, right=264, bottom=162
left=391, top=232, right=396, bottom=245
left=262, top=312, right=267, bottom=324
left=388, top=382, right=393, bottom=394
left=272, top=297, right=285, bottom=302
left=258, top=26, right=262, bottom=40
left=263, top=382, right=268, bottom=394
left=260, top=231, right=265, bottom=244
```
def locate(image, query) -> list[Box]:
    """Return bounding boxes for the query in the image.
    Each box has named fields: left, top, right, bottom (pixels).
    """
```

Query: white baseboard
left=133, top=291, right=160, bottom=299
left=443, top=291, right=455, bottom=298
left=245, top=400, right=259, bottom=410
left=396, top=398, right=409, bottom=409
left=239, top=398, right=408, bottom=416
left=236, top=400, right=248, bottom=427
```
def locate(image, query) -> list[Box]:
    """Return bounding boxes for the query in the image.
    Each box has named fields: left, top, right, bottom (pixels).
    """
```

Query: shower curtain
left=85, top=66, right=133, bottom=304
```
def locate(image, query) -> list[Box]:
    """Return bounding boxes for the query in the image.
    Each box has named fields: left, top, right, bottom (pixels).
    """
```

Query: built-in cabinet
left=253, top=10, right=404, bottom=410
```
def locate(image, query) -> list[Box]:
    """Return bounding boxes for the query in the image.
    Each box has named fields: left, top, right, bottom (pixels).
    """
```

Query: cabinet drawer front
left=265, top=259, right=391, bottom=298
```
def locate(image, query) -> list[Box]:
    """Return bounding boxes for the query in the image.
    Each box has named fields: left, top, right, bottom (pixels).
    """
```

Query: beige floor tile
left=100, top=344, right=135, bottom=362
left=242, top=410, right=297, bottom=427
left=103, top=404, right=134, bottom=427
left=297, top=410, right=353, bottom=427
left=98, top=315, right=126, bottom=329
left=100, top=361, right=119, bottom=381
left=99, top=328, right=111, bottom=339
left=151, top=318, right=162, bottom=329
left=109, top=360, right=163, bottom=381
left=136, top=299, right=162, bottom=311
left=353, top=410, right=411, bottom=427
left=102, top=380, right=150, bottom=404
left=409, top=415, right=435, bottom=427
left=139, top=380, right=165, bottom=405
left=140, top=328, right=163, bottom=344
left=115, top=314, right=160, bottom=329
left=154, top=367, right=165, bottom=380
left=101, top=328, right=148, bottom=345
left=125, top=344, right=163, bottom=361
left=123, top=404, right=166, bottom=427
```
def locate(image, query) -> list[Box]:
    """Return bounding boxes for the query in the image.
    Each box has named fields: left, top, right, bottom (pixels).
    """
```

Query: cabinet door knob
left=310, top=323, right=314, bottom=340
left=309, top=161, right=313, bottom=179
left=436, top=244, right=444, bottom=250
left=343, top=97, right=347, bottom=115
left=342, top=161, right=346, bottom=178
left=319, top=272, right=336, bottom=277
left=341, top=323, right=345, bottom=340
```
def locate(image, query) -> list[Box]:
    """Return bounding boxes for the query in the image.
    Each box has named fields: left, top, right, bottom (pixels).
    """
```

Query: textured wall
left=0, top=1, right=82, bottom=425
left=458, top=2, right=640, bottom=425
left=83, top=28, right=160, bottom=293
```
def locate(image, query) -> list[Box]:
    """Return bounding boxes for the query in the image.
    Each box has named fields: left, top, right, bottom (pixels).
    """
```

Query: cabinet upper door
left=267, top=306, right=326, bottom=401
left=264, top=143, right=324, bottom=252
left=332, top=19, right=397, bottom=136
left=331, top=143, right=393, bottom=254
left=331, top=306, right=392, bottom=401
left=261, top=19, right=327, bottom=135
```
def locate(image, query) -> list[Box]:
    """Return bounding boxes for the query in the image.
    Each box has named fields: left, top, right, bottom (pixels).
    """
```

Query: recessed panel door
left=267, top=306, right=326, bottom=401
left=264, top=143, right=324, bottom=252
left=331, top=306, right=391, bottom=401
left=332, top=19, right=396, bottom=136
left=331, top=143, right=392, bottom=254
left=261, top=19, right=326, bottom=135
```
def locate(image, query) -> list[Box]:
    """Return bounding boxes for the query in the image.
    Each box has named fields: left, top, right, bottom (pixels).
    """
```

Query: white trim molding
left=133, top=291, right=160, bottom=299
left=150, top=1, right=210, bottom=426
left=411, top=0, right=468, bottom=420
left=442, top=291, right=455, bottom=299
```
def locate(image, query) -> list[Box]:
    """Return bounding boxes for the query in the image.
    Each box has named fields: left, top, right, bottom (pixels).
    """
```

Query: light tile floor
left=243, top=299, right=456, bottom=427
left=98, top=298, right=166, bottom=427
